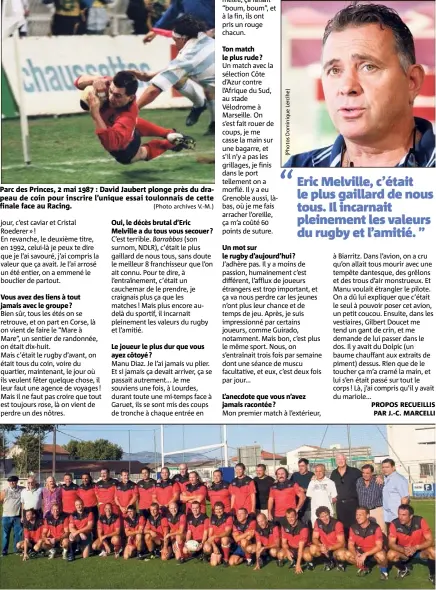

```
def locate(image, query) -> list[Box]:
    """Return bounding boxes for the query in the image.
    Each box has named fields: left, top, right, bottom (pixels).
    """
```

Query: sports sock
left=428, top=560, right=435, bottom=576
left=207, top=100, right=215, bottom=123
left=136, top=118, right=172, bottom=138
left=244, top=552, right=252, bottom=560
left=143, top=139, right=173, bottom=160
left=222, top=546, right=230, bottom=561
left=397, top=561, right=407, bottom=571
left=178, top=541, right=185, bottom=557
left=178, top=79, right=205, bottom=107
left=380, top=566, right=388, bottom=574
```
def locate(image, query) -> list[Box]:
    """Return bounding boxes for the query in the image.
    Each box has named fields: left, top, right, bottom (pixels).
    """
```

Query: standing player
left=291, top=459, right=314, bottom=526
left=78, top=473, right=98, bottom=536
left=17, top=509, right=44, bottom=561
left=154, top=467, right=180, bottom=516
left=180, top=471, right=207, bottom=514
left=144, top=502, right=170, bottom=557
left=252, top=512, right=281, bottom=570
left=115, top=470, right=138, bottom=519
left=309, top=506, right=346, bottom=571
left=203, top=501, right=233, bottom=567
left=229, top=508, right=256, bottom=567
left=229, top=463, right=256, bottom=515
left=41, top=503, right=70, bottom=560
left=268, top=468, right=306, bottom=527
left=345, top=506, right=389, bottom=580
left=137, top=467, right=156, bottom=520
left=95, top=468, right=118, bottom=515
left=75, top=71, right=195, bottom=166
left=123, top=505, right=146, bottom=560
left=183, top=501, right=209, bottom=560
left=387, top=504, right=435, bottom=584
left=163, top=501, right=187, bottom=563
left=278, top=508, right=312, bottom=573
left=171, top=463, right=190, bottom=488
left=92, top=502, right=122, bottom=558
left=208, top=470, right=231, bottom=513
left=67, top=498, right=94, bottom=561
left=306, top=464, right=337, bottom=524
left=60, top=473, right=79, bottom=517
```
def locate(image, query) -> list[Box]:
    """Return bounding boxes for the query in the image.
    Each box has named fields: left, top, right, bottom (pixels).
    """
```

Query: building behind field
left=386, top=425, right=435, bottom=483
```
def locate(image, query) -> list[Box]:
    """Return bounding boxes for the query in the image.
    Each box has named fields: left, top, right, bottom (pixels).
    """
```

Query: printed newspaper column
left=219, top=0, right=324, bottom=422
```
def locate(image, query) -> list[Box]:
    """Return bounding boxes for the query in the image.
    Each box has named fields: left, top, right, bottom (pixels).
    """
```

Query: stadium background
left=281, top=0, right=436, bottom=163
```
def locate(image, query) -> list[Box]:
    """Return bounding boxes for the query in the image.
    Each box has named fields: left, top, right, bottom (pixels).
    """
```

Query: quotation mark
left=281, top=169, right=293, bottom=179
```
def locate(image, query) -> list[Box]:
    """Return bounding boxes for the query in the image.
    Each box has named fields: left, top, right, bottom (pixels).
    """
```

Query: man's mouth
left=338, top=107, right=366, bottom=118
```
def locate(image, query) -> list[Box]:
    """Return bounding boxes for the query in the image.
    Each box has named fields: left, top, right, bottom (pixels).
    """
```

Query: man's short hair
left=64, top=473, right=72, bottom=478
left=150, top=502, right=159, bottom=510
left=315, top=463, right=325, bottom=471
left=235, top=462, right=246, bottom=470
left=25, top=508, right=36, bottom=517
left=237, top=507, right=248, bottom=514
left=356, top=506, right=370, bottom=515
left=398, top=504, right=414, bottom=515
left=361, top=464, right=374, bottom=473
left=120, top=469, right=129, bottom=475
left=214, top=501, right=224, bottom=510
left=382, top=458, right=395, bottom=467
left=127, top=504, right=136, bottom=511
left=141, top=466, right=150, bottom=473
left=298, top=458, right=309, bottom=465
left=315, top=506, right=331, bottom=518
left=276, top=467, right=289, bottom=477
left=191, top=501, right=200, bottom=508
left=213, top=469, right=222, bottom=475
left=256, top=463, right=267, bottom=470
left=173, top=14, right=207, bottom=39
left=101, top=468, right=109, bottom=474
left=322, top=3, right=416, bottom=72
left=113, top=71, right=139, bottom=97
left=286, top=508, right=297, bottom=517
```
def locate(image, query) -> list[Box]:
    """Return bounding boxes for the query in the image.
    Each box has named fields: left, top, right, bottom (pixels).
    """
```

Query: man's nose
left=339, top=68, right=362, bottom=95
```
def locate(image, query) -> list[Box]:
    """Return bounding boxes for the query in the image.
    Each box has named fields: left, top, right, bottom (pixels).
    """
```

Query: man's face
left=127, top=508, right=135, bottom=520
left=256, top=514, right=267, bottom=529
left=322, top=24, right=414, bottom=143
left=192, top=504, right=200, bottom=517
left=150, top=505, right=159, bottom=518
left=26, top=510, right=35, bottom=523
left=52, top=505, right=60, bottom=519
left=298, top=462, right=308, bottom=475
left=286, top=511, right=297, bottom=526
left=276, top=469, right=287, bottom=483
left=214, top=504, right=224, bottom=519
left=382, top=462, right=394, bottom=476
left=398, top=508, right=412, bottom=526
left=315, top=466, right=325, bottom=480
left=108, top=84, right=133, bottom=109
left=172, top=33, right=188, bottom=52
left=121, top=472, right=129, bottom=483
left=256, top=465, right=266, bottom=478
left=27, top=478, right=35, bottom=488
left=189, top=472, right=197, bottom=485
left=161, top=469, right=169, bottom=481
left=8, top=480, right=17, bottom=489
left=101, top=470, right=109, bottom=481
left=169, top=502, right=178, bottom=517
left=335, top=454, right=347, bottom=469
left=318, top=511, right=330, bottom=526
left=179, top=464, right=188, bottom=476
left=237, top=509, right=247, bottom=524
left=356, top=509, right=368, bottom=526
left=104, top=503, right=112, bottom=517
left=362, top=468, right=373, bottom=481
left=235, top=465, right=244, bottom=478
left=82, top=475, right=90, bottom=486
left=75, top=500, right=84, bottom=513
left=141, top=470, right=150, bottom=480
left=64, top=475, right=72, bottom=486
left=213, top=471, right=222, bottom=484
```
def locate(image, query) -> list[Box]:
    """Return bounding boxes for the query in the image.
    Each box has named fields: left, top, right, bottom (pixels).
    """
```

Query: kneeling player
left=229, top=508, right=256, bottom=567
left=68, top=498, right=94, bottom=561
left=17, top=509, right=44, bottom=561
left=203, top=501, right=233, bottom=567
left=145, top=502, right=169, bottom=557
left=92, top=502, right=122, bottom=558
left=41, top=503, right=69, bottom=559
left=253, top=512, right=280, bottom=570
left=345, top=506, right=389, bottom=580
left=278, top=508, right=312, bottom=573
left=388, top=504, right=435, bottom=584
left=183, top=501, right=209, bottom=560
left=310, top=506, right=346, bottom=571
left=74, top=71, right=195, bottom=166
left=163, top=501, right=187, bottom=563
left=123, top=505, right=145, bottom=560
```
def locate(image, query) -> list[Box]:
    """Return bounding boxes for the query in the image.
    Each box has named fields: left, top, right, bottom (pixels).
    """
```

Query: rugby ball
left=79, top=86, right=107, bottom=111
left=185, top=540, right=200, bottom=552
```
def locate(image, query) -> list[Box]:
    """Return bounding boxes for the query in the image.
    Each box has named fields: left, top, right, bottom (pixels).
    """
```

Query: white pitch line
left=1, top=150, right=215, bottom=171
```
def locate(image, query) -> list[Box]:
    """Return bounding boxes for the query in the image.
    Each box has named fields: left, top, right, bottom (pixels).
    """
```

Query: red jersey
left=124, top=514, right=145, bottom=536
left=95, top=478, right=118, bottom=512
left=269, top=480, right=303, bottom=517
left=137, top=478, right=156, bottom=510
left=229, top=476, right=256, bottom=512
left=232, top=514, right=256, bottom=540
left=60, top=483, right=80, bottom=514
left=78, top=484, right=97, bottom=508
left=167, top=512, right=187, bottom=534
left=23, top=518, right=44, bottom=543
left=183, top=483, right=207, bottom=513
left=115, top=480, right=137, bottom=509
left=208, top=481, right=231, bottom=513
left=98, top=514, right=121, bottom=537
left=314, top=518, right=344, bottom=549
left=70, top=509, right=94, bottom=532
left=349, top=521, right=382, bottom=552
left=281, top=520, right=309, bottom=548
left=209, top=513, right=233, bottom=536
left=154, top=479, right=178, bottom=507
left=187, top=513, right=209, bottom=542
left=44, top=513, right=69, bottom=540
left=389, top=516, right=431, bottom=548
left=255, top=522, right=280, bottom=547
left=146, top=514, right=169, bottom=539
left=172, top=474, right=189, bottom=495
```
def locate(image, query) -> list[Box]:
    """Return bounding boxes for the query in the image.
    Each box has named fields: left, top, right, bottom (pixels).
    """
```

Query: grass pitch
left=0, top=500, right=434, bottom=589
left=1, top=109, right=214, bottom=185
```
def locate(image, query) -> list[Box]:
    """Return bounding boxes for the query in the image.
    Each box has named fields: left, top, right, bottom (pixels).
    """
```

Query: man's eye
left=328, top=67, right=340, bottom=76
left=362, top=63, right=376, bottom=72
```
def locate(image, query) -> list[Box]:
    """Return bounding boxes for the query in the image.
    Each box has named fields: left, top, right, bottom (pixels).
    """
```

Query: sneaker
left=28, top=551, right=37, bottom=559
left=337, top=562, right=346, bottom=572
left=222, top=560, right=229, bottom=568
left=306, top=561, right=315, bottom=571
left=48, top=549, right=56, bottom=560
left=277, top=559, right=284, bottom=568
left=257, top=557, right=264, bottom=569
left=168, top=133, right=196, bottom=152
left=324, top=562, right=333, bottom=571
left=98, top=550, right=107, bottom=558
left=245, top=559, right=253, bottom=567
left=288, top=560, right=296, bottom=569
left=380, top=572, right=389, bottom=581
left=357, top=567, right=370, bottom=577
left=185, top=103, right=207, bottom=126
left=176, top=557, right=184, bottom=565
left=429, top=575, right=435, bottom=585
left=396, top=566, right=410, bottom=579
left=67, top=553, right=75, bottom=562
left=62, top=549, right=68, bottom=560
left=204, top=122, right=215, bottom=136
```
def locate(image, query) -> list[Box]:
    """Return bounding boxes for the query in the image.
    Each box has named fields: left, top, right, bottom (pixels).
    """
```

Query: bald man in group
left=330, top=454, right=361, bottom=537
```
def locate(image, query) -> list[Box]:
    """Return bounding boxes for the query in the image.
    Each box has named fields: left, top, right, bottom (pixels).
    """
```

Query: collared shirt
left=330, top=465, right=361, bottom=502
left=42, top=486, right=62, bottom=517
left=2, top=485, right=24, bottom=517
left=21, top=486, right=43, bottom=510
left=356, top=477, right=383, bottom=510
left=383, top=471, right=409, bottom=523
left=307, top=476, right=337, bottom=522
left=284, top=117, right=435, bottom=168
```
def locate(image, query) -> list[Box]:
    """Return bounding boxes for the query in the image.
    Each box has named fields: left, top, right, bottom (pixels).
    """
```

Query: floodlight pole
left=13, top=28, right=30, bottom=165
left=160, top=425, right=164, bottom=469
left=223, top=425, right=228, bottom=467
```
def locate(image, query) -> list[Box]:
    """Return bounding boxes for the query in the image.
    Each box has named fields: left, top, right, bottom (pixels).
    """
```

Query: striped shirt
left=284, top=117, right=435, bottom=168
left=151, top=33, right=214, bottom=91
left=356, top=477, right=383, bottom=510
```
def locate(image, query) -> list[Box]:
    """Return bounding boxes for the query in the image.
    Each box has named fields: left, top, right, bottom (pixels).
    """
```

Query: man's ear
left=408, top=64, right=425, bottom=105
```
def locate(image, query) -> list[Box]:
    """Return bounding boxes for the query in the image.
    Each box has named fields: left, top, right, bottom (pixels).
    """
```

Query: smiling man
left=284, top=3, right=435, bottom=168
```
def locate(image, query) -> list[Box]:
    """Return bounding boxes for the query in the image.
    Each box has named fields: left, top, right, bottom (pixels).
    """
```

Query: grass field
left=0, top=500, right=434, bottom=589
left=1, top=109, right=214, bottom=185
